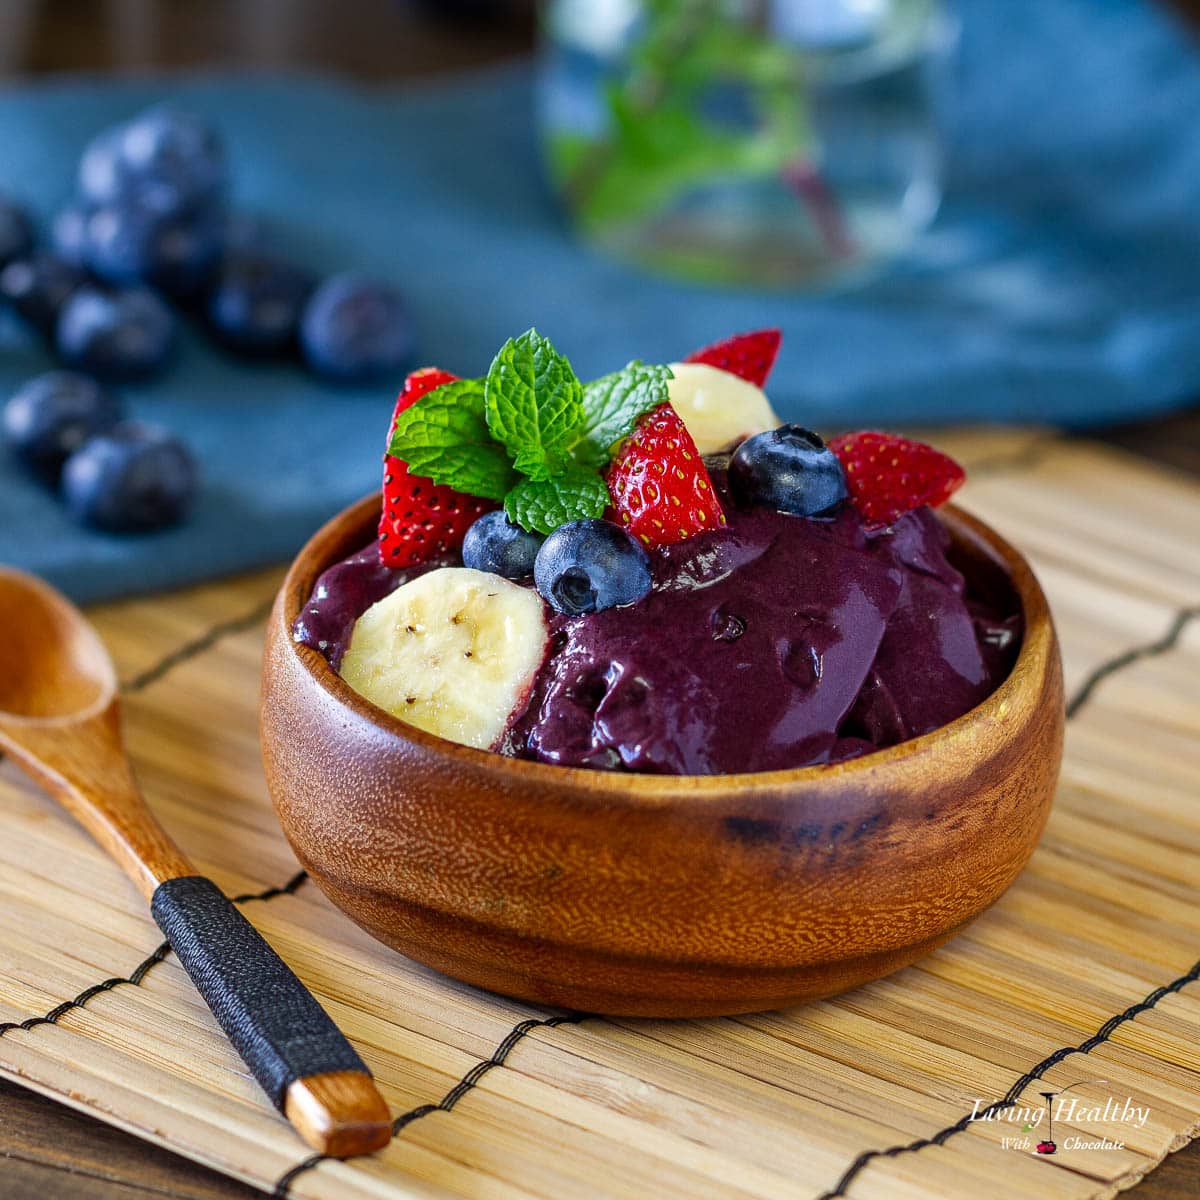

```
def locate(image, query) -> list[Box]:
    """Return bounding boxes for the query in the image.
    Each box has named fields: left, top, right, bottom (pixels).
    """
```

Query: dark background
left=0, top=0, right=535, bottom=78
left=0, top=3, right=1196, bottom=1198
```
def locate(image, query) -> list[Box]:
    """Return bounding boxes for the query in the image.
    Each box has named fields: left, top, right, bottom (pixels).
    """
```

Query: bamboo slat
left=0, top=432, right=1197, bottom=1200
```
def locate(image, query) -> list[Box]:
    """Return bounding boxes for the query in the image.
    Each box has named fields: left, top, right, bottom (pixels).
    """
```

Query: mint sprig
left=387, top=330, right=674, bottom=535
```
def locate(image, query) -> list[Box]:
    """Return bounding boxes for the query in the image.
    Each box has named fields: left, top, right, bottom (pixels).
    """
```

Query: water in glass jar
left=538, top=0, right=953, bottom=288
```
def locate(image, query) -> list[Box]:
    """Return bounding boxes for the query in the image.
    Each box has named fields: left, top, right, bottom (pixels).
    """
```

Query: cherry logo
left=1036, top=1141, right=1057, bottom=1156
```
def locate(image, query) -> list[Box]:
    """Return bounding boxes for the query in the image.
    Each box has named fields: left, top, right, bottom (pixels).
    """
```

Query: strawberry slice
left=378, top=367, right=495, bottom=568
left=828, top=430, right=966, bottom=529
left=606, top=403, right=726, bottom=547
left=684, top=328, right=781, bottom=387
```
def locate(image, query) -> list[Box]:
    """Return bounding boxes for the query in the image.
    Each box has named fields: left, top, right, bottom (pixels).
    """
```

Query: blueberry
left=300, top=273, right=415, bottom=382
left=0, top=193, right=33, bottom=268
left=84, top=200, right=223, bottom=296
left=729, top=424, right=849, bottom=517
left=78, top=127, right=133, bottom=208
left=83, top=205, right=150, bottom=283
left=533, top=518, right=653, bottom=614
left=205, top=254, right=314, bottom=356
left=52, top=204, right=92, bottom=268
left=147, top=208, right=224, bottom=297
left=57, top=285, right=176, bottom=381
left=0, top=253, right=87, bottom=333
left=62, top=422, right=197, bottom=532
left=118, top=108, right=226, bottom=216
left=462, top=511, right=545, bottom=580
left=79, top=110, right=226, bottom=219
left=3, top=372, right=122, bottom=482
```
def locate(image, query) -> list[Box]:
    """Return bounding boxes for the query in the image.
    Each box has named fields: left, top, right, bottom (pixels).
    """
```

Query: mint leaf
left=485, top=329, right=585, bottom=481
left=389, top=378, right=516, bottom=501
left=504, top=469, right=610, bottom=535
left=573, top=361, right=672, bottom=468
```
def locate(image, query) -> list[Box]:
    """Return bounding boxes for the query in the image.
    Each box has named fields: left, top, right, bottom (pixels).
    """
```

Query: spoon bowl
left=0, top=569, right=114, bottom=721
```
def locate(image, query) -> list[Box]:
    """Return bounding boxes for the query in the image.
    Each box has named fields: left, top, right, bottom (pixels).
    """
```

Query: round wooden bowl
left=261, top=494, right=1064, bottom=1017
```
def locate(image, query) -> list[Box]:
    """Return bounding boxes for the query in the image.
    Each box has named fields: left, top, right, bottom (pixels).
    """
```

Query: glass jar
left=537, top=0, right=955, bottom=288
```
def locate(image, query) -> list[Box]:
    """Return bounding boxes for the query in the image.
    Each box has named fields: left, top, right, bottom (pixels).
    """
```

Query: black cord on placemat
left=122, top=598, right=277, bottom=694
left=230, top=871, right=309, bottom=905
left=1066, top=605, right=1199, bottom=718
left=0, top=941, right=173, bottom=1036
left=271, top=1014, right=589, bottom=1199
left=0, top=871, right=308, bottom=1038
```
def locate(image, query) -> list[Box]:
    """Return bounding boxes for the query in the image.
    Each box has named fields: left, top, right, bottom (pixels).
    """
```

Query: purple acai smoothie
left=294, top=471, right=1019, bottom=775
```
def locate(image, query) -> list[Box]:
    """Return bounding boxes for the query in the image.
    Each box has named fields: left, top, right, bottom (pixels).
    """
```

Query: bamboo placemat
left=1, top=429, right=1198, bottom=1200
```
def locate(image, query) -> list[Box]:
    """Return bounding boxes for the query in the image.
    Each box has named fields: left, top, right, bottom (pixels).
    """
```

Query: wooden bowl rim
left=274, top=493, right=1055, bottom=798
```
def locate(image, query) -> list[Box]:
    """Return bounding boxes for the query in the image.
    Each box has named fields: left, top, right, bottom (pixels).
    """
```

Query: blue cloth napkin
left=3, top=0, right=1200, bottom=603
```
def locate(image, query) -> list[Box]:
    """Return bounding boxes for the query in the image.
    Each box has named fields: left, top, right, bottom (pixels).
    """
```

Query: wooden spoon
left=0, top=567, right=391, bottom=1158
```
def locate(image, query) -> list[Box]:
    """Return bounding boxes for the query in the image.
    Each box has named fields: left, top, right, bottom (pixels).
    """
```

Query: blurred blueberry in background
left=51, top=204, right=91, bottom=268
left=84, top=199, right=224, bottom=297
left=78, top=128, right=133, bottom=209
left=0, top=252, right=87, bottom=333
left=73, top=108, right=229, bottom=299
left=206, top=254, right=315, bottom=357
left=300, top=273, right=415, bottom=382
left=62, top=421, right=198, bottom=532
left=116, top=109, right=227, bottom=213
left=79, top=108, right=227, bottom=217
left=57, top=285, right=176, bottom=381
left=3, top=371, right=122, bottom=482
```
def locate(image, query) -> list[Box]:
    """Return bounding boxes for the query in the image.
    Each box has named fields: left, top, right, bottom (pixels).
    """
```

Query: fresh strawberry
left=606, top=403, right=726, bottom=547
left=684, top=328, right=781, bottom=387
left=378, top=367, right=495, bottom=568
left=828, top=430, right=966, bottom=529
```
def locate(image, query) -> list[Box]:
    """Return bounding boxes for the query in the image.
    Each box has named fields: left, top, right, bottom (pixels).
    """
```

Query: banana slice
left=667, top=361, right=781, bottom=455
left=339, top=567, right=549, bottom=750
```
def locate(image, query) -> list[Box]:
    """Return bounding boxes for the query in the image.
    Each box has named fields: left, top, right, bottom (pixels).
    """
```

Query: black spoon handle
left=151, top=875, right=368, bottom=1108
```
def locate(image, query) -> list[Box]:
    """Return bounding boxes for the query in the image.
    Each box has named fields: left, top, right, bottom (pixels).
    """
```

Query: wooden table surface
left=2, top=2, right=1198, bottom=1196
